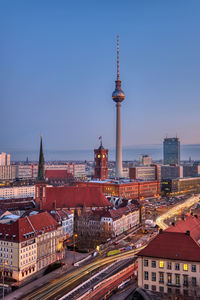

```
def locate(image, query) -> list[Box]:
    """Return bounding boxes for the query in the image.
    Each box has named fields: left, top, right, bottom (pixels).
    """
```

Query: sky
left=1, top=0, right=200, bottom=153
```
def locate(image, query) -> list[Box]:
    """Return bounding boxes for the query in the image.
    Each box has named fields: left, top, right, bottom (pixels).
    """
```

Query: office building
left=129, top=165, right=161, bottom=181
left=163, top=137, right=180, bottom=165
left=161, top=165, right=183, bottom=180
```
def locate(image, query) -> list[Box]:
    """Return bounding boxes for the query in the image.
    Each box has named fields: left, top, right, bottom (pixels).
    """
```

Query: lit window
left=183, top=264, right=188, bottom=271
left=98, top=155, right=100, bottom=158
left=159, top=261, right=164, bottom=268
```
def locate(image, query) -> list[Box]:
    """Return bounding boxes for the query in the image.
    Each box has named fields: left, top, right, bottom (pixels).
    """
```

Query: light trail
left=156, top=194, right=200, bottom=230
left=22, top=246, right=145, bottom=300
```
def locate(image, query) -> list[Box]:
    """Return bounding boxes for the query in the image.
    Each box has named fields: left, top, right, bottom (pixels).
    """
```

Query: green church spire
left=38, top=135, right=45, bottom=181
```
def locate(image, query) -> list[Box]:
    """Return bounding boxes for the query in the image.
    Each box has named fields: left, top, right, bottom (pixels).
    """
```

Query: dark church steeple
left=37, top=135, right=45, bottom=181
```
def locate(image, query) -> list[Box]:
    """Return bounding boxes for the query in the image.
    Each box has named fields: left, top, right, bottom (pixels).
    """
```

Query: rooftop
left=137, top=231, right=200, bottom=262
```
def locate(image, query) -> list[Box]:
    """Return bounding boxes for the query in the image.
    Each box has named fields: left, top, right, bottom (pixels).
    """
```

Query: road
left=78, top=263, right=137, bottom=300
left=156, top=194, right=200, bottom=230
left=13, top=246, right=145, bottom=300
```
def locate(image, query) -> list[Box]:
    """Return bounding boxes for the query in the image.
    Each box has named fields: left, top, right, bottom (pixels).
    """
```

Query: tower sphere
left=112, top=85, right=125, bottom=103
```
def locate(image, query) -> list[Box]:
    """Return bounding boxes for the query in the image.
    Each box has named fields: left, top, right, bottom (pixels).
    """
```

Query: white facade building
left=0, top=186, right=35, bottom=199
left=0, top=153, right=10, bottom=166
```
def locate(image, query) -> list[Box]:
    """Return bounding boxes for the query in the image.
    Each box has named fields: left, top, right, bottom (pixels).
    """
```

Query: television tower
left=112, top=35, right=125, bottom=178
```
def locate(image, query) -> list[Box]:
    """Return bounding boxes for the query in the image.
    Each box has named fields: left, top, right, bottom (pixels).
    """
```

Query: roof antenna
left=117, top=34, right=120, bottom=80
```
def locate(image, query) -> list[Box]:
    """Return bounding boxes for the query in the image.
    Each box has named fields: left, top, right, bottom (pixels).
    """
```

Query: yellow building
left=0, top=212, right=64, bottom=281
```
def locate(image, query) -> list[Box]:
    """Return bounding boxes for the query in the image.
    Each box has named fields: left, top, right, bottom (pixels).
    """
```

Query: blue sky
left=1, top=0, right=200, bottom=152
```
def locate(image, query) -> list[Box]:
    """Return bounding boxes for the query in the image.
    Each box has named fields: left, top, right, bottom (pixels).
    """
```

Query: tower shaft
left=116, top=103, right=123, bottom=177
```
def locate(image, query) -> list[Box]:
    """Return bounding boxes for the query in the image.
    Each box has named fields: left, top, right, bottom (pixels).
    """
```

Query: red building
left=94, top=141, right=108, bottom=180
left=74, top=179, right=160, bottom=199
left=35, top=183, right=111, bottom=214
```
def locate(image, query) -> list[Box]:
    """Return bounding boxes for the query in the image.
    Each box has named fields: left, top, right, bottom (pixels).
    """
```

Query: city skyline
left=1, top=1, right=200, bottom=152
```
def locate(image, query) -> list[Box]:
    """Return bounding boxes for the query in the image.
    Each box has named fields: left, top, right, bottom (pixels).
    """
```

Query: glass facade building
left=163, top=137, right=180, bottom=165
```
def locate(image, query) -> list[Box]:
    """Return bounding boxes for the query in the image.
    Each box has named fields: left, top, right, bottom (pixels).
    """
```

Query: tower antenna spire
left=117, top=34, right=119, bottom=80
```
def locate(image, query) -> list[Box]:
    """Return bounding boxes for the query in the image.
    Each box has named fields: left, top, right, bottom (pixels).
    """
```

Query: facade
left=161, top=165, right=183, bottom=180
left=0, top=165, right=16, bottom=181
left=183, top=164, right=200, bottom=178
left=0, top=186, right=35, bottom=199
left=112, top=35, right=125, bottom=178
left=137, top=216, right=200, bottom=297
left=50, top=209, right=74, bottom=239
left=16, top=165, right=38, bottom=180
left=0, top=153, right=10, bottom=166
left=140, top=155, right=152, bottom=166
left=163, top=137, right=180, bottom=165
left=45, top=163, right=86, bottom=178
left=94, top=142, right=108, bottom=180
left=76, top=204, right=140, bottom=247
left=75, top=179, right=161, bottom=200
left=0, top=212, right=64, bottom=281
left=129, top=165, right=161, bottom=181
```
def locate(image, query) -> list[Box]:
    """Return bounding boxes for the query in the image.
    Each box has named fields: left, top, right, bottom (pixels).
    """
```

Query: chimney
left=182, top=215, right=185, bottom=221
left=172, top=222, right=175, bottom=226
left=159, top=229, right=163, bottom=234
left=186, top=230, right=190, bottom=236
left=194, top=215, right=198, bottom=219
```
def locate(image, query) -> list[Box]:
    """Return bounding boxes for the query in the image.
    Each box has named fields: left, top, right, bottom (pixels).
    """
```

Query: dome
left=112, top=88, right=125, bottom=103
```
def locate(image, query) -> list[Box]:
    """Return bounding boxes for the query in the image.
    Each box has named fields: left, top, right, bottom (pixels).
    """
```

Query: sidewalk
left=4, top=251, right=88, bottom=300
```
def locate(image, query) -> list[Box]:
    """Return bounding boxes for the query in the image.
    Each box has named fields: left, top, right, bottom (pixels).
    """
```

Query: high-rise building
left=94, top=138, right=108, bottom=180
left=163, top=137, right=180, bottom=165
left=140, top=155, right=152, bottom=166
left=112, top=35, right=125, bottom=178
left=0, top=152, right=10, bottom=166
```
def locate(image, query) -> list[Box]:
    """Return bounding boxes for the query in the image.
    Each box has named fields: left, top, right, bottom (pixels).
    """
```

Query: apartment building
left=0, top=212, right=64, bottom=281
left=137, top=215, right=200, bottom=298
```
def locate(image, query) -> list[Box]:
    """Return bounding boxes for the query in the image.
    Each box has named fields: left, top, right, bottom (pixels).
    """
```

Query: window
left=175, top=289, right=180, bottom=295
left=192, top=277, right=196, bottom=286
left=191, top=265, right=196, bottom=272
left=144, top=259, right=148, bottom=267
left=159, top=272, right=164, bottom=283
left=183, top=264, right=188, bottom=271
left=183, top=289, right=188, bottom=296
left=168, top=288, right=172, bottom=294
left=151, top=260, right=156, bottom=268
left=159, top=286, right=164, bottom=292
left=144, top=271, right=148, bottom=280
left=183, top=275, right=188, bottom=286
left=144, top=284, right=148, bottom=289
left=175, top=263, right=180, bottom=270
left=167, top=273, right=172, bottom=284
left=167, top=262, right=171, bottom=270
left=152, top=272, right=156, bottom=281
left=152, top=285, right=156, bottom=291
left=175, top=274, right=180, bottom=286
left=159, top=261, right=164, bottom=268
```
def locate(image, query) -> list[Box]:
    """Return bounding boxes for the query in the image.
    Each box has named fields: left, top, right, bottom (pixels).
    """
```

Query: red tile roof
left=42, top=186, right=111, bottom=210
left=0, top=212, right=58, bottom=243
left=165, top=215, right=200, bottom=241
left=137, top=231, right=200, bottom=262
left=100, top=204, right=138, bottom=220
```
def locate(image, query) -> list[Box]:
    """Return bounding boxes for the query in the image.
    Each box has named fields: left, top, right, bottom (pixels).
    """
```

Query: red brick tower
left=94, top=137, right=108, bottom=180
